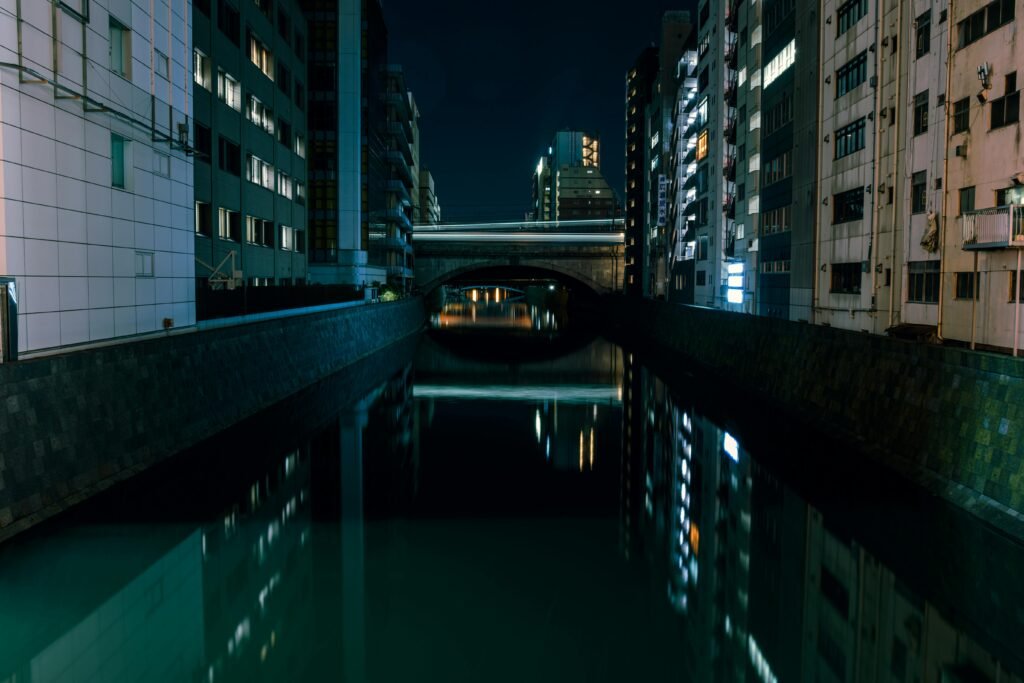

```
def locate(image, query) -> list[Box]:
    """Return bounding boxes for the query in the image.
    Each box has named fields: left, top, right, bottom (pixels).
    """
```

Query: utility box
left=0, top=278, right=17, bottom=362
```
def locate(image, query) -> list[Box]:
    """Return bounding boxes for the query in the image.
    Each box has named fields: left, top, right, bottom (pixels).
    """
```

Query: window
left=836, top=52, right=867, bottom=98
left=253, top=0, right=273, bottom=20
left=958, top=0, right=1014, bottom=47
left=294, top=81, right=305, bottom=111
left=913, top=91, right=929, bottom=135
left=1008, top=271, right=1024, bottom=302
left=154, top=49, right=169, bottom=79
left=109, top=17, right=130, bottom=77
left=249, top=34, right=274, bottom=80
left=277, top=119, right=292, bottom=147
left=247, top=154, right=275, bottom=190
left=908, top=260, right=940, bottom=303
left=246, top=216, right=274, bottom=247
left=764, top=0, right=795, bottom=34
left=218, top=136, right=241, bottom=176
left=763, top=151, right=792, bottom=184
left=763, top=40, right=796, bottom=89
left=277, top=172, right=293, bottom=199
left=697, top=235, right=709, bottom=260
left=294, top=32, right=305, bottom=62
left=959, top=186, right=975, bottom=214
left=296, top=182, right=306, bottom=205
left=831, top=262, right=862, bottom=294
left=218, top=70, right=242, bottom=110
left=837, top=0, right=868, bottom=36
left=762, top=205, right=792, bottom=234
left=196, top=201, right=212, bottom=236
left=996, top=187, right=1024, bottom=205
left=195, top=0, right=210, bottom=14
left=915, top=11, right=931, bottom=57
left=991, top=73, right=1020, bottom=129
left=294, top=134, right=306, bottom=158
left=194, top=122, right=212, bottom=158
left=135, top=252, right=154, bottom=278
left=762, top=258, right=792, bottom=273
left=194, top=49, right=211, bottom=89
left=953, top=97, right=970, bottom=133
left=218, top=207, right=241, bottom=241
left=835, top=118, right=866, bottom=158
left=281, top=225, right=303, bottom=252
left=111, top=133, right=127, bottom=189
left=277, top=8, right=291, bottom=42
left=218, top=0, right=241, bottom=45
left=912, top=171, right=927, bottom=213
left=697, top=130, right=708, bottom=161
left=277, top=63, right=291, bottom=95
left=833, top=187, right=865, bottom=223
left=764, top=93, right=793, bottom=134
left=153, top=152, right=170, bottom=177
left=955, top=272, right=980, bottom=299
left=820, top=567, right=850, bottom=618
left=247, top=95, right=275, bottom=134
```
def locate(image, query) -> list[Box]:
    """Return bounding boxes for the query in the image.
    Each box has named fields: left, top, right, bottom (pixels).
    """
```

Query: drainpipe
left=937, top=0, right=955, bottom=340
left=813, top=4, right=827, bottom=325
left=1015, top=246, right=1021, bottom=356
left=870, top=0, right=884, bottom=317
left=888, top=0, right=905, bottom=330
left=970, top=250, right=978, bottom=349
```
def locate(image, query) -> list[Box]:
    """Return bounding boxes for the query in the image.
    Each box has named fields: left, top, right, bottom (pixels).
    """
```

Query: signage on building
left=658, top=175, right=668, bottom=227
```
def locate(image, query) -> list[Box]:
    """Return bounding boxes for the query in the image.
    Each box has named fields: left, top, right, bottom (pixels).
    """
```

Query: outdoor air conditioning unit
left=869, top=75, right=878, bottom=87
left=955, top=144, right=968, bottom=157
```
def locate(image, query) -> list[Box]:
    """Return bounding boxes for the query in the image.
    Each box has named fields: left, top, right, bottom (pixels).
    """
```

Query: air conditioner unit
left=955, top=144, right=968, bottom=157
left=869, top=75, right=878, bottom=87
left=177, top=122, right=189, bottom=145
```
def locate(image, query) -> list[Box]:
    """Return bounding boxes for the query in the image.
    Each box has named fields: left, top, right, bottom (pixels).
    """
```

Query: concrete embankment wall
left=0, top=298, right=426, bottom=542
left=607, top=297, right=1024, bottom=522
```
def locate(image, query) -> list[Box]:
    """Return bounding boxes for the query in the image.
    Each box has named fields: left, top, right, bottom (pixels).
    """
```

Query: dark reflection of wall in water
left=624, top=359, right=1024, bottom=683
left=431, top=285, right=570, bottom=335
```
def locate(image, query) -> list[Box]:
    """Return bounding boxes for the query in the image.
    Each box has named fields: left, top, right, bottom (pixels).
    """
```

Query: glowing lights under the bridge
left=413, top=232, right=625, bottom=244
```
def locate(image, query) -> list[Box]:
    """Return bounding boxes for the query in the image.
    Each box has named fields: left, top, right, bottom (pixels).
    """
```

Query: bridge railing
left=413, top=218, right=625, bottom=233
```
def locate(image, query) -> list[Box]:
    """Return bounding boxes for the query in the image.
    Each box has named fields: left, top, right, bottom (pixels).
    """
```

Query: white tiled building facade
left=0, top=0, right=195, bottom=354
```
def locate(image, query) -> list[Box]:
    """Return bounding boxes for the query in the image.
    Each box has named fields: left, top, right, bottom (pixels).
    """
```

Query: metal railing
left=961, top=205, right=1024, bottom=249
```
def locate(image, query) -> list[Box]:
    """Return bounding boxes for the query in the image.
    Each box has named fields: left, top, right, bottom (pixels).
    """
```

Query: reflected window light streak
left=535, top=410, right=542, bottom=442
left=589, top=428, right=594, bottom=468
left=546, top=437, right=551, bottom=460
left=724, top=433, right=740, bottom=462
left=579, top=430, right=584, bottom=472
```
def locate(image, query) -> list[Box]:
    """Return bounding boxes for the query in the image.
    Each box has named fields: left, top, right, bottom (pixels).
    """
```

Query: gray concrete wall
left=606, top=297, right=1024, bottom=524
left=0, top=298, right=425, bottom=542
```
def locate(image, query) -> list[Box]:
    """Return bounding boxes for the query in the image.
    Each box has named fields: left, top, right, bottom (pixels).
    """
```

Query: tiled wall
left=0, top=0, right=195, bottom=352
left=0, top=298, right=426, bottom=542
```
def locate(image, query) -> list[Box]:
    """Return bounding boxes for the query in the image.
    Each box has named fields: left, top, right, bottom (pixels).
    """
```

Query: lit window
left=294, top=134, right=306, bottom=158
left=218, top=70, right=241, bottom=110
left=245, top=216, right=274, bottom=247
left=249, top=34, right=274, bottom=80
left=109, top=17, right=131, bottom=77
left=247, top=95, right=275, bottom=134
left=277, top=172, right=293, bottom=199
left=194, top=49, right=211, bottom=89
left=218, top=207, right=241, bottom=241
left=763, top=40, right=795, bottom=88
left=247, top=154, right=275, bottom=190
left=696, top=131, right=708, bottom=161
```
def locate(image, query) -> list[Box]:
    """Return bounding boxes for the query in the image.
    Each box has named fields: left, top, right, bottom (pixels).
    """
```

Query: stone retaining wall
left=0, top=298, right=426, bottom=541
left=607, top=297, right=1024, bottom=518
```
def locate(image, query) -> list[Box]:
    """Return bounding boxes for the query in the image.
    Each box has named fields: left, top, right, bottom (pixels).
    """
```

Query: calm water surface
left=1, top=299, right=1022, bottom=682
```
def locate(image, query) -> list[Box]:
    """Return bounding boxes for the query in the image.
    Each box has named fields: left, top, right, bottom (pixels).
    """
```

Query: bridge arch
left=418, top=260, right=612, bottom=297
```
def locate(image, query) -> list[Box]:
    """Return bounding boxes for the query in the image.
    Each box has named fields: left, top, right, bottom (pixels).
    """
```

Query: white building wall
left=0, top=0, right=195, bottom=353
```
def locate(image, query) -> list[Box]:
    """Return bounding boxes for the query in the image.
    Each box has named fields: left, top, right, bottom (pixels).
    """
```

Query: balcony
left=723, top=157, right=736, bottom=182
left=724, top=122, right=737, bottom=145
left=723, top=194, right=736, bottom=219
left=724, top=79, right=738, bottom=106
left=961, top=206, right=1024, bottom=250
left=725, top=42, right=738, bottom=70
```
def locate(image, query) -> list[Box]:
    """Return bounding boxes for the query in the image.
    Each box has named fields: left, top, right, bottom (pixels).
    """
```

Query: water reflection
left=0, top=339, right=1022, bottom=682
left=431, top=285, right=569, bottom=335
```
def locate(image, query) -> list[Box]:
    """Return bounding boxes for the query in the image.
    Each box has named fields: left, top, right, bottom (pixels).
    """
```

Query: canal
left=1, top=293, right=1022, bottom=682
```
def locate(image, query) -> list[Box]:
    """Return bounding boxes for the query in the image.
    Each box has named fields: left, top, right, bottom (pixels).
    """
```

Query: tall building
left=666, top=49, right=699, bottom=305
left=531, top=130, right=613, bottom=222
left=625, top=48, right=660, bottom=297
left=373, top=67, right=416, bottom=291
left=192, top=0, right=309, bottom=298
left=0, top=0, right=196, bottom=354
left=417, top=170, right=441, bottom=226
left=941, top=0, right=1022, bottom=352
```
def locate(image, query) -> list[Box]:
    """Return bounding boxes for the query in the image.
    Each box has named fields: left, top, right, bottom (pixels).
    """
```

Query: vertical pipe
left=970, top=250, right=978, bottom=349
left=937, top=0, right=955, bottom=340
left=1014, top=248, right=1021, bottom=357
left=889, top=0, right=905, bottom=329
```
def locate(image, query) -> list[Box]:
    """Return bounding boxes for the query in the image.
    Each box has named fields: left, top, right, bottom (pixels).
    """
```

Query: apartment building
left=417, top=170, right=441, bottom=226
left=666, top=49, right=699, bottom=305
left=625, top=48, right=659, bottom=297
left=531, top=130, right=615, bottom=222
left=192, top=0, right=308, bottom=296
left=0, top=0, right=195, bottom=354
left=943, top=0, right=1023, bottom=352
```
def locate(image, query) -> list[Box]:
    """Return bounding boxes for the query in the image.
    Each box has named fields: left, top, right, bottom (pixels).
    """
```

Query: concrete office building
left=531, top=130, right=609, bottom=222
left=192, top=0, right=308, bottom=295
left=942, top=0, right=1023, bottom=353
left=0, top=0, right=196, bottom=354
left=555, top=167, right=617, bottom=220
left=417, top=170, right=441, bottom=226
left=625, top=47, right=659, bottom=297
left=666, top=49, right=699, bottom=305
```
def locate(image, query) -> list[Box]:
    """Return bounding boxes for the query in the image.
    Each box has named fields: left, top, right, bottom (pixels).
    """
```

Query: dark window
left=991, top=72, right=1020, bottom=129
left=277, top=62, right=291, bottom=96
left=835, top=118, right=867, bottom=158
left=834, top=187, right=865, bottom=223
left=217, top=0, right=240, bottom=45
left=696, top=270, right=707, bottom=286
left=763, top=150, right=792, bottom=185
left=955, top=272, right=980, bottom=299
left=891, top=640, right=907, bottom=680
left=697, top=235, right=709, bottom=260
left=837, top=0, right=869, bottom=35
left=913, top=90, right=929, bottom=135
left=912, top=171, right=927, bottom=213
left=277, top=8, right=291, bottom=43
left=194, top=122, right=212, bottom=158
left=908, top=260, right=940, bottom=303
left=916, top=11, right=931, bottom=57
left=765, top=0, right=796, bottom=34
left=762, top=205, right=792, bottom=234
left=1009, top=271, right=1024, bottom=302
left=820, top=566, right=850, bottom=617
left=294, top=32, right=305, bottom=62
left=195, top=0, right=210, bottom=14
left=764, top=93, right=794, bottom=135
left=253, top=0, right=272, bottom=20
left=959, top=0, right=1014, bottom=47
left=294, top=81, right=305, bottom=111
left=277, top=118, right=292, bottom=147
left=831, top=262, right=862, bottom=294
left=953, top=97, right=971, bottom=133
left=218, top=136, right=241, bottom=176
left=699, top=2, right=710, bottom=24
left=698, top=66, right=710, bottom=92
left=195, top=201, right=212, bottom=236
left=836, top=52, right=868, bottom=98
left=959, top=186, right=975, bottom=214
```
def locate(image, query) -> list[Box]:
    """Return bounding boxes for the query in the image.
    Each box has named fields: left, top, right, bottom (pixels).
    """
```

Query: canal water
left=1, top=296, right=1023, bottom=682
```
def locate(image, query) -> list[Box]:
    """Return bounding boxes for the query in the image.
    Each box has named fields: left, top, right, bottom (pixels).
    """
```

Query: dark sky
left=383, top=1, right=692, bottom=223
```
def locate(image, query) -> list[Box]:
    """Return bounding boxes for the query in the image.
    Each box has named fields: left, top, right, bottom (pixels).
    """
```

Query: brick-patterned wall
left=0, top=299, right=425, bottom=541
left=607, top=297, right=1024, bottom=516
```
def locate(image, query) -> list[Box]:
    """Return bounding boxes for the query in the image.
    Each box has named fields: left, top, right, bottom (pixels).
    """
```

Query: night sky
left=383, top=1, right=694, bottom=223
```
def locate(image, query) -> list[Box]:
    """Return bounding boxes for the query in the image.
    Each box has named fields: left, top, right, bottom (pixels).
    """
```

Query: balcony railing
left=961, top=205, right=1024, bottom=250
